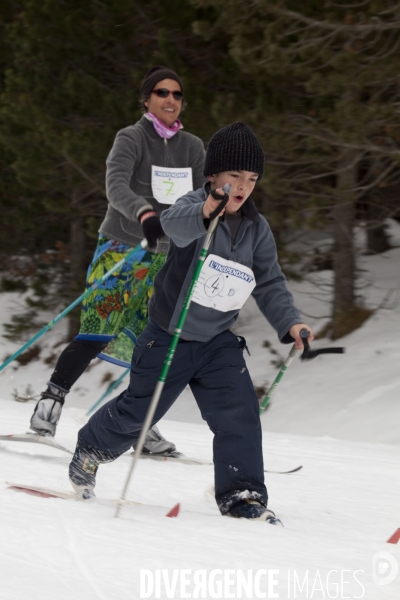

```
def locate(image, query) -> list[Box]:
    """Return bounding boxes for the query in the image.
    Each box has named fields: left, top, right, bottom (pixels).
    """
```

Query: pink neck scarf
left=144, top=112, right=183, bottom=139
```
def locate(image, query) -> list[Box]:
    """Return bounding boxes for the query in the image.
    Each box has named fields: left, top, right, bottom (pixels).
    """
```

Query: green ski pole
left=259, top=328, right=311, bottom=413
left=115, top=184, right=231, bottom=518
left=0, top=240, right=147, bottom=373
left=259, top=346, right=299, bottom=413
left=259, top=329, right=345, bottom=412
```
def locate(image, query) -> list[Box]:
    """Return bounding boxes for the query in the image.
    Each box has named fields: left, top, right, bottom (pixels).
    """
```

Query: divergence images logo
left=372, top=551, right=398, bottom=586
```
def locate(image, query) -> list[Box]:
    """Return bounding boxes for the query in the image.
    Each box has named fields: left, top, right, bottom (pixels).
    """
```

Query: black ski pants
left=79, top=320, right=268, bottom=514
left=49, top=339, right=109, bottom=391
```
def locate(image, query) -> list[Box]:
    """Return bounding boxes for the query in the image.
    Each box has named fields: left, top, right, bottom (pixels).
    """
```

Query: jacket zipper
left=227, top=220, right=251, bottom=256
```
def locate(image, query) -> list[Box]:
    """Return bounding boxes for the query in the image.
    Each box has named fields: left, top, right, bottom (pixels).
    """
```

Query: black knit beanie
left=140, top=65, right=183, bottom=99
left=204, top=122, right=265, bottom=180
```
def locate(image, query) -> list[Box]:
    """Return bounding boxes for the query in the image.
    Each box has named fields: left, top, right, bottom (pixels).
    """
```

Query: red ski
left=6, top=481, right=180, bottom=517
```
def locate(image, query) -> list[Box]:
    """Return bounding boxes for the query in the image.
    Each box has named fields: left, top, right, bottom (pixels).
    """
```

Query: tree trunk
left=366, top=193, right=391, bottom=254
left=331, top=149, right=357, bottom=339
left=67, top=215, right=86, bottom=340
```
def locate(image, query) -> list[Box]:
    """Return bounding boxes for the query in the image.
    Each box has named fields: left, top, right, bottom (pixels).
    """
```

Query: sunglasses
left=151, top=88, right=184, bottom=101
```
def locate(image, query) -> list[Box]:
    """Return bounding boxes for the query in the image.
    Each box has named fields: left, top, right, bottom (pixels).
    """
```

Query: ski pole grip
left=209, top=183, right=231, bottom=220
left=300, top=328, right=310, bottom=352
left=300, top=327, right=345, bottom=360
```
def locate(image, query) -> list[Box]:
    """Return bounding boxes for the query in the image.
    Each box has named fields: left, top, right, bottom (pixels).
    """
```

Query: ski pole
left=86, top=368, right=129, bottom=416
left=115, top=184, right=231, bottom=518
left=259, top=330, right=345, bottom=412
left=259, top=333, right=306, bottom=413
left=0, top=240, right=148, bottom=373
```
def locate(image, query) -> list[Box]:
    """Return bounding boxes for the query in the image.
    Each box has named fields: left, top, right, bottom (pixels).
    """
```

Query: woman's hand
left=139, top=210, right=164, bottom=248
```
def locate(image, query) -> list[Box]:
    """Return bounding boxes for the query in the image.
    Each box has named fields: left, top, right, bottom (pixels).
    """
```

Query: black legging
left=50, top=339, right=109, bottom=391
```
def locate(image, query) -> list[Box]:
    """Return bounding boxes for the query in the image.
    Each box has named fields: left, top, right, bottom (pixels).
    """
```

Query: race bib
left=151, top=166, right=193, bottom=205
left=192, top=254, right=256, bottom=312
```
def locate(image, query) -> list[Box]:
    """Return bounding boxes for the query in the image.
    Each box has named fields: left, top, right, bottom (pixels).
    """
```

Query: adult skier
left=30, top=65, right=206, bottom=456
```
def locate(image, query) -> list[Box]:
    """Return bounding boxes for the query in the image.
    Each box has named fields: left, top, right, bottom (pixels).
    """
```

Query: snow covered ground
left=0, top=221, right=399, bottom=599
left=0, top=402, right=399, bottom=600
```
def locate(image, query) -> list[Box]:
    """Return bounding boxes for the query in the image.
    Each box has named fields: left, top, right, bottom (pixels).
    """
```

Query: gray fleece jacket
left=149, top=184, right=301, bottom=343
left=99, top=116, right=206, bottom=252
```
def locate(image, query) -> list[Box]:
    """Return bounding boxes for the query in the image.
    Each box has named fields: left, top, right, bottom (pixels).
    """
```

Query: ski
left=0, top=433, right=73, bottom=454
left=6, top=482, right=281, bottom=523
left=6, top=481, right=181, bottom=517
left=0, top=434, right=302, bottom=474
left=134, top=451, right=210, bottom=466
left=265, top=465, right=303, bottom=474
left=137, top=452, right=303, bottom=474
left=7, top=482, right=76, bottom=499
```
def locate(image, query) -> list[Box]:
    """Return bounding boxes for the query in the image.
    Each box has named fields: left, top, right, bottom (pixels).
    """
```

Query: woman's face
left=144, top=78, right=183, bottom=127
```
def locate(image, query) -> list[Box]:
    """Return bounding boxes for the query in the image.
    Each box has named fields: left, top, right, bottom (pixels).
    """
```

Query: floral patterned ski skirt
left=75, top=234, right=165, bottom=367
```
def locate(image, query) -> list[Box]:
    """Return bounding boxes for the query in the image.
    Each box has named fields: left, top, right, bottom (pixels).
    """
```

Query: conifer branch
left=62, top=154, right=106, bottom=197
left=265, top=4, right=400, bottom=34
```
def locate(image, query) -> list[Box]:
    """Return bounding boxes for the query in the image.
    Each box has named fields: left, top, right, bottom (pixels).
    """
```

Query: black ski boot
left=68, top=441, right=99, bottom=499
left=30, top=382, right=68, bottom=437
left=228, top=499, right=283, bottom=525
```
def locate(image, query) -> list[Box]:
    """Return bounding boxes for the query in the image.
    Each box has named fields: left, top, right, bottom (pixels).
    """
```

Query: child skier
left=68, top=122, right=313, bottom=523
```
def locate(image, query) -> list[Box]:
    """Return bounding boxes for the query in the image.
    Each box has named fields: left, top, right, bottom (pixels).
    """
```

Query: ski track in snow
left=61, top=507, right=112, bottom=600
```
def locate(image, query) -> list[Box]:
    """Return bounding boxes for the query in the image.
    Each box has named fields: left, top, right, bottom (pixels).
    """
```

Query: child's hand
left=289, top=324, right=314, bottom=349
left=202, top=187, right=229, bottom=219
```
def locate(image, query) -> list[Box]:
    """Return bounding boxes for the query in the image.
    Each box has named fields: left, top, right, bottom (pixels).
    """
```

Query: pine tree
left=190, top=0, right=400, bottom=338
left=0, top=0, right=229, bottom=337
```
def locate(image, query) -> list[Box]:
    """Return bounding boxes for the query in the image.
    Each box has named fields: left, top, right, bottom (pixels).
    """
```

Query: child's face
left=207, top=170, right=258, bottom=214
